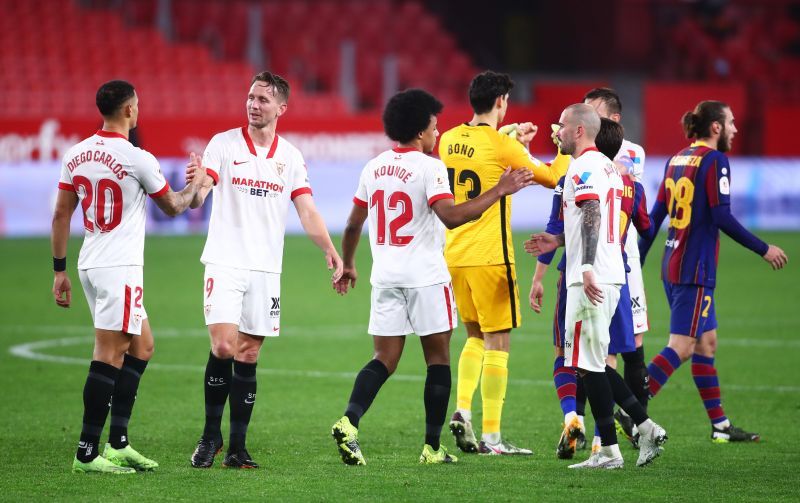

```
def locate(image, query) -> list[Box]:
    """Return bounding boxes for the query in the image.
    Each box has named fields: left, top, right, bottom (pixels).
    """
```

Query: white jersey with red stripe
left=200, top=126, right=312, bottom=273
left=562, top=148, right=626, bottom=287
left=354, top=147, right=454, bottom=288
left=58, top=130, right=169, bottom=270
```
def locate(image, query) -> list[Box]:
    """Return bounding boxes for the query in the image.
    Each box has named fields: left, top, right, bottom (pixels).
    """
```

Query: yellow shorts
left=449, top=264, right=521, bottom=333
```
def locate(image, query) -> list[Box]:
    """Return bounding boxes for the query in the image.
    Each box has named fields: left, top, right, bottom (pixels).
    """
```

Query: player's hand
left=333, top=266, right=357, bottom=295
left=52, top=272, right=71, bottom=308
left=582, top=269, right=604, bottom=305
left=550, top=124, right=561, bottom=148
left=496, top=167, right=534, bottom=196
left=498, top=123, right=518, bottom=140
left=326, top=247, right=344, bottom=284
left=186, top=152, right=212, bottom=188
left=524, top=232, right=558, bottom=256
left=763, top=244, right=788, bottom=270
left=530, top=280, right=544, bottom=313
left=515, top=122, right=538, bottom=148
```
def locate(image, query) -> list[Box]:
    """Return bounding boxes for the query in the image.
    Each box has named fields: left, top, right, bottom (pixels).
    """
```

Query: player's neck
left=469, top=113, right=498, bottom=129
left=696, top=136, right=718, bottom=150
left=248, top=123, right=277, bottom=148
left=574, top=140, right=596, bottom=158
left=396, top=141, right=422, bottom=152
left=100, top=121, right=130, bottom=139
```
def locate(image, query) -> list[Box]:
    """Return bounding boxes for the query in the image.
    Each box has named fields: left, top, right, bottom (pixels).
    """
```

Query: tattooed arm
left=579, top=199, right=604, bottom=305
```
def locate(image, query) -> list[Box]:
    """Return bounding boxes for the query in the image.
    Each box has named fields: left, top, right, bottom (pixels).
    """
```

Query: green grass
left=0, top=232, right=798, bottom=501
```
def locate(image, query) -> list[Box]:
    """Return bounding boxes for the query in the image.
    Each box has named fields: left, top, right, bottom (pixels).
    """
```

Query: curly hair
left=382, top=89, right=443, bottom=143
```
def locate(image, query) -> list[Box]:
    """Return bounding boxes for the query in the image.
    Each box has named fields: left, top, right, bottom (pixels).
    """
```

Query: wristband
left=53, top=256, right=67, bottom=272
left=580, top=264, right=593, bottom=273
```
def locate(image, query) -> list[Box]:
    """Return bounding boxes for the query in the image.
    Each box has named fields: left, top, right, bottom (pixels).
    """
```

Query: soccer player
left=330, top=89, right=534, bottom=466
left=187, top=71, right=343, bottom=469
left=441, top=70, right=566, bottom=455
left=640, top=101, right=788, bottom=442
left=51, top=80, right=207, bottom=474
left=530, top=118, right=659, bottom=461
left=527, top=104, right=666, bottom=469
left=584, top=88, right=651, bottom=424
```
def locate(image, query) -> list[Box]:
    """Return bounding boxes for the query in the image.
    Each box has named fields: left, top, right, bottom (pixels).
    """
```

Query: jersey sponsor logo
left=627, top=149, right=641, bottom=164
left=554, top=184, right=564, bottom=195
left=665, top=238, right=680, bottom=249
left=572, top=171, right=591, bottom=185
left=719, top=176, right=730, bottom=195
left=231, top=176, right=284, bottom=198
left=233, top=160, right=249, bottom=165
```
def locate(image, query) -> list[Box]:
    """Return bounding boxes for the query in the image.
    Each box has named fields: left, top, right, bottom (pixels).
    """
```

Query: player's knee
left=236, top=347, right=261, bottom=363
left=374, top=354, right=399, bottom=375
left=130, top=343, right=154, bottom=361
left=211, top=340, right=236, bottom=359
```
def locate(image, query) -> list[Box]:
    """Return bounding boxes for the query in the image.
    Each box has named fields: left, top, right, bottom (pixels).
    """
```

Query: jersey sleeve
left=58, top=154, right=75, bottom=192
left=704, top=152, right=731, bottom=208
left=353, top=166, right=368, bottom=208
left=499, top=134, right=565, bottom=189
left=425, top=159, right=454, bottom=206
left=202, top=135, right=223, bottom=185
left=289, top=150, right=313, bottom=200
left=137, top=150, right=170, bottom=198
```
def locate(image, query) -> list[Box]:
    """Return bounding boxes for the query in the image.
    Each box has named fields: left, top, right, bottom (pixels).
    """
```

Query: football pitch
left=0, top=232, right=798, bottom=501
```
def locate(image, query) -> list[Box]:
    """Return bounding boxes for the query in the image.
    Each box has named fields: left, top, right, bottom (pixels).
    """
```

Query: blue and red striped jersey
left=655, top=141, right=731, bottom=288
left=620, top=174, right=651, bottom=259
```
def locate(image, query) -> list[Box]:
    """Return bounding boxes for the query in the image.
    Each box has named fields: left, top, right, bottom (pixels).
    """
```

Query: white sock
left=577, top=415, right=585, bottom=429
left=637, top=418, right=654, bottom=436
left=482, top=432, right=501, bottom=444
left=714, top=419, right=731, bottom=430
left=600, top=444, right=622, bottom=458
left=564, top=411, right=577, bottom=425
left=457, top=408, right=472, bottom=422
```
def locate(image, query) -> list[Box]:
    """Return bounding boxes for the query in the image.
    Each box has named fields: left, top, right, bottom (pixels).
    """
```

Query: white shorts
left=564, top=284, right=621, bottom=373
left=369, top=282, right=457, bottom=336
left=79, top=266, right=147, bottom=336
left=203, top=264, right=281, bottom=337
left=626, top=258, right=649, bottom=334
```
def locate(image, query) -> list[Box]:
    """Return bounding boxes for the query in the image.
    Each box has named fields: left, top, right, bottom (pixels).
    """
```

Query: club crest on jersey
left=275, top=162, right=285, bottom=176
left=572, top=171, right=591, bottom=185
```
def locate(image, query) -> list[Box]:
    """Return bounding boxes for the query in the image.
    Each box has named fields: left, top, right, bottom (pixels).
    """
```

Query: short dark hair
left=584, top=87, right=622, bottom=116
left=682, top=100, right=729, bottom=139
left=468, top=71, right=514, bottom=114
left=252, top=71, right=290, bottom=102
left=96, top=80, right=135, bottom=117
left=596, top=117, right=624, bottom=160
left=382, top=89, right=443, bottom=143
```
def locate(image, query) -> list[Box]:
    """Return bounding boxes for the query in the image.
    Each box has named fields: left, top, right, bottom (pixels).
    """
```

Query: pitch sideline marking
left=7, top=329, right=800, bottom=393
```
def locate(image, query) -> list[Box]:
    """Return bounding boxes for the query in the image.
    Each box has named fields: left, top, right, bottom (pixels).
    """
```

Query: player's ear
left=277, top=101, right=288, bottom=117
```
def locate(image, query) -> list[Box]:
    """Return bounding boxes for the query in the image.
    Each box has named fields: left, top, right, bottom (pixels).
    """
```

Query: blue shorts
left=663, top=282, right=718, bottom=338
left=609, top=280, right=636, bottom=354
left=553, top=270, right=567, bottom=348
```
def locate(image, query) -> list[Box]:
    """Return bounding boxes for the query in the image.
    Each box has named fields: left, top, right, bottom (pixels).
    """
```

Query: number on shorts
left=72, top=176, right=124, bottom=233
left=370, top=189, right=414, bottom=246
left=206, top=278, right=214, bottom=297
left=701, top=295, right=711, bottom=317
left=133, top=286, right=143, bottom=308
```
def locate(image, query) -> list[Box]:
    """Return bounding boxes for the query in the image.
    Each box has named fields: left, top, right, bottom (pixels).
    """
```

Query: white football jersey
left=58, top=130, right=169, bottom=270
left=200, top=127, right=312, bottom=273
left=354, top=147, right=453, bottom=288
left=562, top=148, right=625, bottom=287
left=615, top=139, right=646, bottom=258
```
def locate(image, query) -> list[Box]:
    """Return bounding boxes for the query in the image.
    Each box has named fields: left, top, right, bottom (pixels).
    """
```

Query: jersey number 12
left=371, top=189, right=414, bottom=246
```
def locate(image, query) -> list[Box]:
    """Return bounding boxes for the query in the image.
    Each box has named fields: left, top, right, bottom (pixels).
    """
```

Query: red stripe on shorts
left=444, top=285, right=453, bottom=330
left=689, top=287, right=704, bottom=338
left=122, top=285, right=131, bottom=333
left=571, top=320, right=583, bottom=368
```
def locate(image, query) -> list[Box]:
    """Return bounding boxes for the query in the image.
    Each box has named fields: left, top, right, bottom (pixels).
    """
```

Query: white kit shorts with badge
left=203, top=264, right=281, bottom=337
left=564, top=283, right=621, bottom=373
left=369, top=282, right=457, bottom=336
left=79, top=265, right=147, bottom=335
left=626, top=259, right=649, bottom=334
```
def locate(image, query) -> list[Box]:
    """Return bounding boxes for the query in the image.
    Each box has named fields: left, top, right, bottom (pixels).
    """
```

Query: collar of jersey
left=241, top=126, right=279, bottom=158
left=690, top=140, right=712, bottom=149
left=96, top=130, right=128, bottom=140
left=392, top=147, right=419, bottom=153
left=577, top=146, right=599, bottom=157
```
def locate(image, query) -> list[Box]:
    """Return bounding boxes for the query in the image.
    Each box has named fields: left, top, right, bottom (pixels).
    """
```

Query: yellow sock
left=456, top=337, right=485, bottom=411
left=481, top=350, right=509, bottom=435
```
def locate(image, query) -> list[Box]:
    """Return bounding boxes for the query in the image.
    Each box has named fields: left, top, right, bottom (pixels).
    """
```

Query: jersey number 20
left=73, top=176, right=123, bottom=233
left=371, top=189, right=413, bottom=246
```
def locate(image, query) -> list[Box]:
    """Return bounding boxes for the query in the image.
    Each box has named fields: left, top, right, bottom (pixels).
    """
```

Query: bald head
left=556, top=103, right=602, bottom=156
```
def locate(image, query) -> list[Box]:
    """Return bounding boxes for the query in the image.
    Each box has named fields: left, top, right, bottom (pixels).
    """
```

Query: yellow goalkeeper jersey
left=439, top=123, right=567, bottom=267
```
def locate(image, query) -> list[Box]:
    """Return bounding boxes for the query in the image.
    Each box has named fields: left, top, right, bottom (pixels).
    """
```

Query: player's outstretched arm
left=524, top=232, right=564, bottom=256
left=51, top=189, right=78, bottom=308
left=153, top=154, right=208, bottom=216
left=530, top=261, right=549, bottom=314
left=639, top=199, right=667, bottom=265
left=432, top=167, right=534, bottom=229
left=185, top=152, right=214, bottom=209
left=335, top=204, right=368, bottom=295
left=710, top=204, right=788, bottom=270
left=293, top=193, right=344, bottom=283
